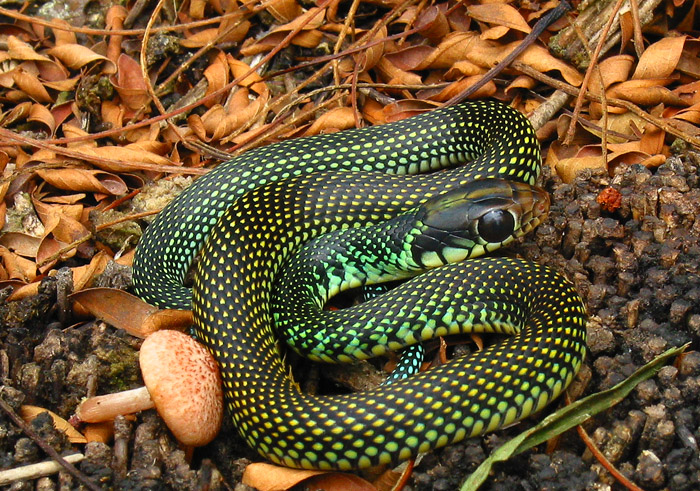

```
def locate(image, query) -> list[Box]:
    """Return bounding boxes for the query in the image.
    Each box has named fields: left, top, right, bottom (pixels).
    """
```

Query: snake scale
left=133, top=101, right=587, bottom=470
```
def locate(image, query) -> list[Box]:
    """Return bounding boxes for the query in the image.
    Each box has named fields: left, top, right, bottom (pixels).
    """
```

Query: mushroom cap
left=139, top=329, right=223, bottom=446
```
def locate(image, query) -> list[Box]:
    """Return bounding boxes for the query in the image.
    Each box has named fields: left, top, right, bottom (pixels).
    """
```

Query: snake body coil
left=133, top=101, right=587, bottom=470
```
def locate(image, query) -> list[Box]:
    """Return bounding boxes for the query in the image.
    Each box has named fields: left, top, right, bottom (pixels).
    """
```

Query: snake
left=132, top=101, right=587, bottom=470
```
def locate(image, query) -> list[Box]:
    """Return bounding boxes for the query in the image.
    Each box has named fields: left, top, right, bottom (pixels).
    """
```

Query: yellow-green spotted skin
left=132, top=101, right=587, bottom=470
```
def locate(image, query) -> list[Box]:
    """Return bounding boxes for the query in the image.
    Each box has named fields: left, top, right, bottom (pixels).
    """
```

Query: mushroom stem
left=76, top=386, right=154, bottom=423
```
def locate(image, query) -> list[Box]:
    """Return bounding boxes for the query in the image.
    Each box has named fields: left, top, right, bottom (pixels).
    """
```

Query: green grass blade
left=461, top=343, right=689, bottom=490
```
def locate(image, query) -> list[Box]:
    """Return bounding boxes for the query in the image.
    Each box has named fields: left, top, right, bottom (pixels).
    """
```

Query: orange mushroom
left=77, top=329, right=223, bottom=447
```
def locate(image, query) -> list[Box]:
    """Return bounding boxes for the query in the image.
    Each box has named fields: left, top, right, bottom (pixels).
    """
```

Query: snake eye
left=477, top=209, right=515, bottom=243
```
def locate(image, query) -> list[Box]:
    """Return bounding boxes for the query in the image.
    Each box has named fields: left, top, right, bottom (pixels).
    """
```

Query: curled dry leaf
left=28, top=103, right=56, bottom=135
left=69, top=145, right=176, bottom=171
left=354, top=27, right=387, bottom=73
left=607, top=79, right=687, bottom=107
left=242, top=462, right=376, bottom=491
left=375, top=57, right=422, bottom=86
left=0, top=232, right=42, bottom=258
left=0, top=246, right=37, bottom=281
left=71, top=250, right=111, bottom=291
left=633, top=35, right=687, bottom=80
left=203, top=52, right=230, bottom=107
left=179, top=20, right=250, bottom=49
left=466, top=3, right=532, bottom=34
left=3, top=281, right=39, bottom=302
left=20, top=406, right=87, bottom=444
left=227, top=56, right=268, bottom=95
left=12, top=67, right=52, bottom=103
left=265, top=0, right=302, bottom=23
left=427, top=75, right=497, bottom=102
left=241, top=7, right=326, bottom=55
left=590, top=55, right=635, bottom=95
left=415, top=5, right=450, bottom=44
left=6, top=36, right=52, bottom=63
left=190, top=92, right=265, bottom=142
left=303, top=107, right=356, bottom=136
left=70, top=288, right=158, bottom=337
left=47, top=44, right=117, bottom=74
left=112, top=54, right=150, bottom=112
left=36, top=169, right=128, bottom=195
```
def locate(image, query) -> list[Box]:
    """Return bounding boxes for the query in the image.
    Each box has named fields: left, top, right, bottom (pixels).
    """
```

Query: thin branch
left=0, top=393, right=101, bottom=491
left=564, top=0, right=624, bottom=145
left=512, top=62, right=700, bottom=149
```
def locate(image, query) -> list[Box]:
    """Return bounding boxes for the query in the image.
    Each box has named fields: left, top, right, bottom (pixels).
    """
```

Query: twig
left=571, top=14, right=609, bottom=164
left=0, top=5, right=245, bottom=36
left=0, top=454, right=85, bottom=486
left=444, top=0, right=572, bottom=106
left=0, top=128, right=207, bottom=175
left=576, top=425, right=644, bottom=491
left=0, top=393, right=101, bottom=491
left=564, top=0, right=625, bottom=145
left=140, top=0, right=187, bottom=144
left=629, top=0, right=645, bottom=58
left=512, top=62, right=700, bottom=149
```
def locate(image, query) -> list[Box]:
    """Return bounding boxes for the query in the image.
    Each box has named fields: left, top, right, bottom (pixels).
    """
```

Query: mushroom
left=77, top=329, right=223, bottom=447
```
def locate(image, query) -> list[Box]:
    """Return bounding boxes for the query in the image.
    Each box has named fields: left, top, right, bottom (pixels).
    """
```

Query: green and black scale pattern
left=272, top=179, right=551, bottom=363
left=132, top=101, right=588, bottom=470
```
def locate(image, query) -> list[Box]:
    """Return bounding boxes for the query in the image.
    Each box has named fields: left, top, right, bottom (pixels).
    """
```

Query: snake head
left=412, top=178, right=550, bottom=267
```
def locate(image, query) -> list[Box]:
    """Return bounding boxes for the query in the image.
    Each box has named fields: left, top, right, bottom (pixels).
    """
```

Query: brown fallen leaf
left=203, top=52, right=230, bottom=107
left=20, top=406, right=87, bottom=444
left=0, top=232, right=41, bottom=258
left=36, top=168, right=128, bottom=195
left=633, top=35, right=687, bottom=80
left=607, top=79, right=687, bottom=107
left=70, top=288, right=158, bottom=335
left=242, top=462, right=376, bottom=491
left=0, top=246, right=37, bottom=281
left=111, top=54, right=150, bottom=112
left=467, top=3, right=532, bottom=34
left=265, top=0, right=302, bottom=23
left=12, top=67, right=52, bottom=103
left=6, top=36, right=52, bottom=63
left=70, top=287, right=191, bottom=337
left=46, top=44, right=117, bottom=74
left=304, top=107, right=356, bottom=136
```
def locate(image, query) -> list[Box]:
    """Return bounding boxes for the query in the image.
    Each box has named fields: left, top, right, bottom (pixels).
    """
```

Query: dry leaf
left=47, top=44, right=117, bottom=74
left=607, top=79, right=686, bottom=107
left=203, top=51, right=230, bottom=107
left=633, top=35, right=687, bottom=80
left=0, top=232, right=42, bottom=258
left=467, top=3, right=532, bottom=34
left=71, top=250, right=111, bottom=291
left=112, top=54, right=150, bottom=112
left=265, top=0, right=302, bottom=23
left=20, top=406, right=87, bottom=444
left=416, top=6, right=450, bottom=43
left=28, top=103, right=56, bottom=135
left=12, top=67, right=52, bottom=103
left=70, top=288, right=159, bottom=336
left=36, top=168, right=128, bottom=195
left=590, top=55, right=634, bottom=95
left=242, top=463, right=375, bottom=491
left=227, top=56, right=269, bottom=95
left=7, top=36, right=52, bottom=63
left=0, top=246, right=37, bottom=281
left=304, top=107, right=356, bottom=136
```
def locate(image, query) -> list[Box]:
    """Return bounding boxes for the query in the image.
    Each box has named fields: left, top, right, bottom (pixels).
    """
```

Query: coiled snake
left=133, top=101, right=587, bottom=470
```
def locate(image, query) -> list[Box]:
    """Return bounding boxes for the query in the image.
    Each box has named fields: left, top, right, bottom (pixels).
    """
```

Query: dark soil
left=1, top=151, right=699, bottom=490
